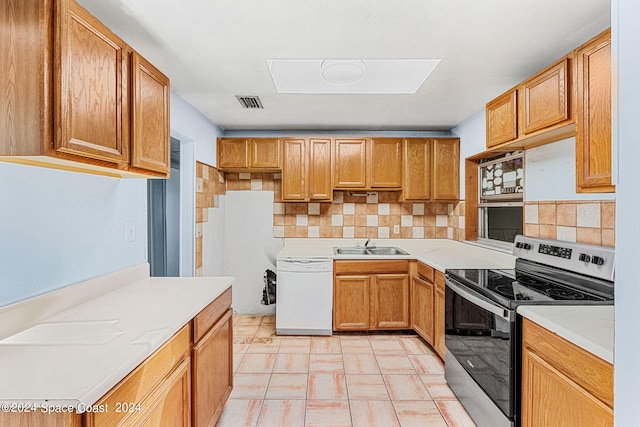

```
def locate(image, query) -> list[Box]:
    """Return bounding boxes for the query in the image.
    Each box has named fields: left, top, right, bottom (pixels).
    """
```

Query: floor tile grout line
left=228, top=315, right=465, bottom=427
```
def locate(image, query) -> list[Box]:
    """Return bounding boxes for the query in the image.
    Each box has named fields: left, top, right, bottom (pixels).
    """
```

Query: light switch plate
left=125, top=221, right=136, bottom=242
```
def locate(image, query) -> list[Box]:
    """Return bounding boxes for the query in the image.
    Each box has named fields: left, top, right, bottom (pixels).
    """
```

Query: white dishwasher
left=276, top=258, right=333, bottom=336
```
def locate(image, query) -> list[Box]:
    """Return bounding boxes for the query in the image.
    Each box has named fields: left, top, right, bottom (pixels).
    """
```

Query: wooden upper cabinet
left=251, top=138, right=280, bottom=169
left=217, top=138, right=280, bottom=171
left=369, top=138, right=402, bottom=188
left=334, top=138, right=367, bottom=188
left=281, top=138, right=332, bottom=202
left=308, top=138, right=332, bottom=200
left=334, top=138, right=402, bottom=189
left=401, top=138, right=459, bottom=201
left=1, top=0, right=170, bottom=178
left=55, top=0, right=129, bottom=165
left=486, top=90, right=518, bottom=148
left=217, top=138, right=249, bottom=169
left=575, top=29, right=614, bottom=193
left=432, top=138, right=460, bottom=200
left=485, top=54, right=575, bottom=150
left=522, top=58, right=570, bottom=135
left=131, top=52, right=170, bottom=174
left=403, top=139, right=432, bottom=200
left=281, top=138, right=307, bottom=201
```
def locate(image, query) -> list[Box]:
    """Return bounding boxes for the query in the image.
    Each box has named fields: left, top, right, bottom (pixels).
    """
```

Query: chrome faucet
left=364, top=239, right=375, bottom=248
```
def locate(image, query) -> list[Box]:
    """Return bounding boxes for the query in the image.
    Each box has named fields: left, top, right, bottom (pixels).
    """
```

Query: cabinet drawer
left=87, top=325, right=190, bottom=426
left=522, top=318, right=613, bottom=408
left=416, top=262, right=434, bottom=282
left=334, top=260, right=409, bottom=275
left=193, top=287, right=232, bottom=343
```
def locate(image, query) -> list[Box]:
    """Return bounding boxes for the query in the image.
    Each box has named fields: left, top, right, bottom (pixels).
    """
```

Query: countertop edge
left=517, top=305, right=614, bottom=364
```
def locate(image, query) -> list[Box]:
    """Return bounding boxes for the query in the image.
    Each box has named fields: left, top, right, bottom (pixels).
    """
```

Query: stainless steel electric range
left=444, top=235, right=615, bottom=427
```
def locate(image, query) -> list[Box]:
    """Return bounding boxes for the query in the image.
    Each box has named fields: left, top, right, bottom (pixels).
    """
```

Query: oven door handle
left=446, top=277, right=514, bottom=322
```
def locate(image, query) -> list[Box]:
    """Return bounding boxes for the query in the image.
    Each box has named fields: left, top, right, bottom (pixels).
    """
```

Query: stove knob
left=579, top=253, right=591, bottom=263
left=591, top=256, right=605, bottom=266
left=523, top=243, right=532, bottom=250
left=516, top=242, right=522, bottom=249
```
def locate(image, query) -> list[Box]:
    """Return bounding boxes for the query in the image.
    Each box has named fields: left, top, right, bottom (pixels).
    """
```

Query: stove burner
left=546, top=288, right=589, bottom=300
left=493, top=284, right=514, bottom=295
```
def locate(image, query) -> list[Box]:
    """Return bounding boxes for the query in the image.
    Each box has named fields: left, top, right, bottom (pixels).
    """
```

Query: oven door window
left=445, top=285, right=514, bottom=417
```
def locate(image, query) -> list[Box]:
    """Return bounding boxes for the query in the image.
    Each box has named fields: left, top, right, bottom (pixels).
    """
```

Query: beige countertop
left=277, top=238, right=517, bottom=271
left=0, top=264, right=233, bottom=410
left=517, top=305, right=614, bottom=364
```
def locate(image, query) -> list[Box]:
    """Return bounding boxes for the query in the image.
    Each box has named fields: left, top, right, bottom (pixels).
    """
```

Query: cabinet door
left=251, top=138, right=280, bottom=169
left=575, top=30, right=614, bottom=193
left=334, top=275, right=370, bottom=330
left=521, top=349, right=612, bottom=427
left=334, top=138, right=367, bottom=188
left=369, top=138, right=402, bottom=188
left=403, top=139, right=431, bottom=200
left=309, top=138, right=333, bottom=200
left=55, top=0, right=129, bottom=164
left=192, top=309, right=233, bottom=427
left=434, top=272, right=446, bottom=359
left=217, top=138, right=249, bottom=169
left=486, top=90, right=518, bottom=148
left=281, top=138, right=307, bottom=201
left=131, top=52, right=170, bottom=175
left=137, top=358, right=191, bottom=427
left=373, top=274, right=410, bottom=329
left=522, top=58, right=570, bottom=135
left=411, top=275, right=434, bottom=345
left=432, top=138, right=460, bottom=200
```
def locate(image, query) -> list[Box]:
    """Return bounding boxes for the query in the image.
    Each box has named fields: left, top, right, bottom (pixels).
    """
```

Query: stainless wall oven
left=444, top=236, right=615, bottom=427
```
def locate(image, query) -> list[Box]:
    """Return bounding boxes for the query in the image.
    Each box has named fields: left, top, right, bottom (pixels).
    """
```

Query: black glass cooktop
left=446, top=267, right=613, bottom=308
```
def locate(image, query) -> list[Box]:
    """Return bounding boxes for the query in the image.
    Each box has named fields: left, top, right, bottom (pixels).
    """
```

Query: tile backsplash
left=524, top=200, right=615, bottom=247
left=195, top=162, right=226, bottom=276
left=225, top=173, right=466, bottom=240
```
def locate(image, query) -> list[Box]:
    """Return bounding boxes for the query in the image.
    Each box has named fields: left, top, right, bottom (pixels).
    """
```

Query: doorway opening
left=147, top=135, right=196, bottom=277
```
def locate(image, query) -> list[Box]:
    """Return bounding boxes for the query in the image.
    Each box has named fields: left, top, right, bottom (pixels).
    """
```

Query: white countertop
left=0, top=264, right=233, bottom=410
left=517, top=305, right=614, bottom=364
left=278, top=238, right=613, bottom=363
left=276, top=238, right=517, bottom=272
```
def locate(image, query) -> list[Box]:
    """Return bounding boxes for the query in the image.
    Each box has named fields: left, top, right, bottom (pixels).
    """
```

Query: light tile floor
left=216, top=315, right=477, bottom=427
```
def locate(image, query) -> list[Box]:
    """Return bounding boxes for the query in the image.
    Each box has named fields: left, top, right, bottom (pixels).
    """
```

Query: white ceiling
left=77, top=0, right=610, bottom=131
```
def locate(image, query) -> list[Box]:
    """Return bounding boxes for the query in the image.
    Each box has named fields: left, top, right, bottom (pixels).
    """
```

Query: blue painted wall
left=0, top=163, right=147, bottom=306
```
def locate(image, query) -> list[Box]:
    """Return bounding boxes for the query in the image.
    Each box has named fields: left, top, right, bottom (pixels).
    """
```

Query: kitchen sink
left=334, top=247, right=370, bottom=255
left=366, top=247, right=408, bottom=255
left=333, top=246, right=409, bottom=256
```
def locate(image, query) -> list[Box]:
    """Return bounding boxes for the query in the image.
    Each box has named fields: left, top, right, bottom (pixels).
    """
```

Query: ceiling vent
left=236, top=95, right=264, bottom=109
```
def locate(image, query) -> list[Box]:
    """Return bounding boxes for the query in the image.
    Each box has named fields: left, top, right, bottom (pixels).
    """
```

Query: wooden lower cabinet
left=135, top=358, right=191, bottom=427
left=433, top=271, right=446, bottom=359
left=0, top=289, right=234, bottom=427
left=333, top=260, right=409, bottom=331
left=85, top=325, right=191, bottom=426
left=521, top=318, right=613, bottom=426
left=334, top=275, right=371, bottom=330
left=410, top=262, right=435, bottom=346
left=372, top=274, right=410, bottom=329
left=192, top=309, right=233, bottom=427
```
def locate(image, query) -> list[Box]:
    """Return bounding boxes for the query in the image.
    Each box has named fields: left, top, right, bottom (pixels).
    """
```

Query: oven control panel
left=538, top=244, right=572, bottom=259
left=513, top=235, right=615, bottom=282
